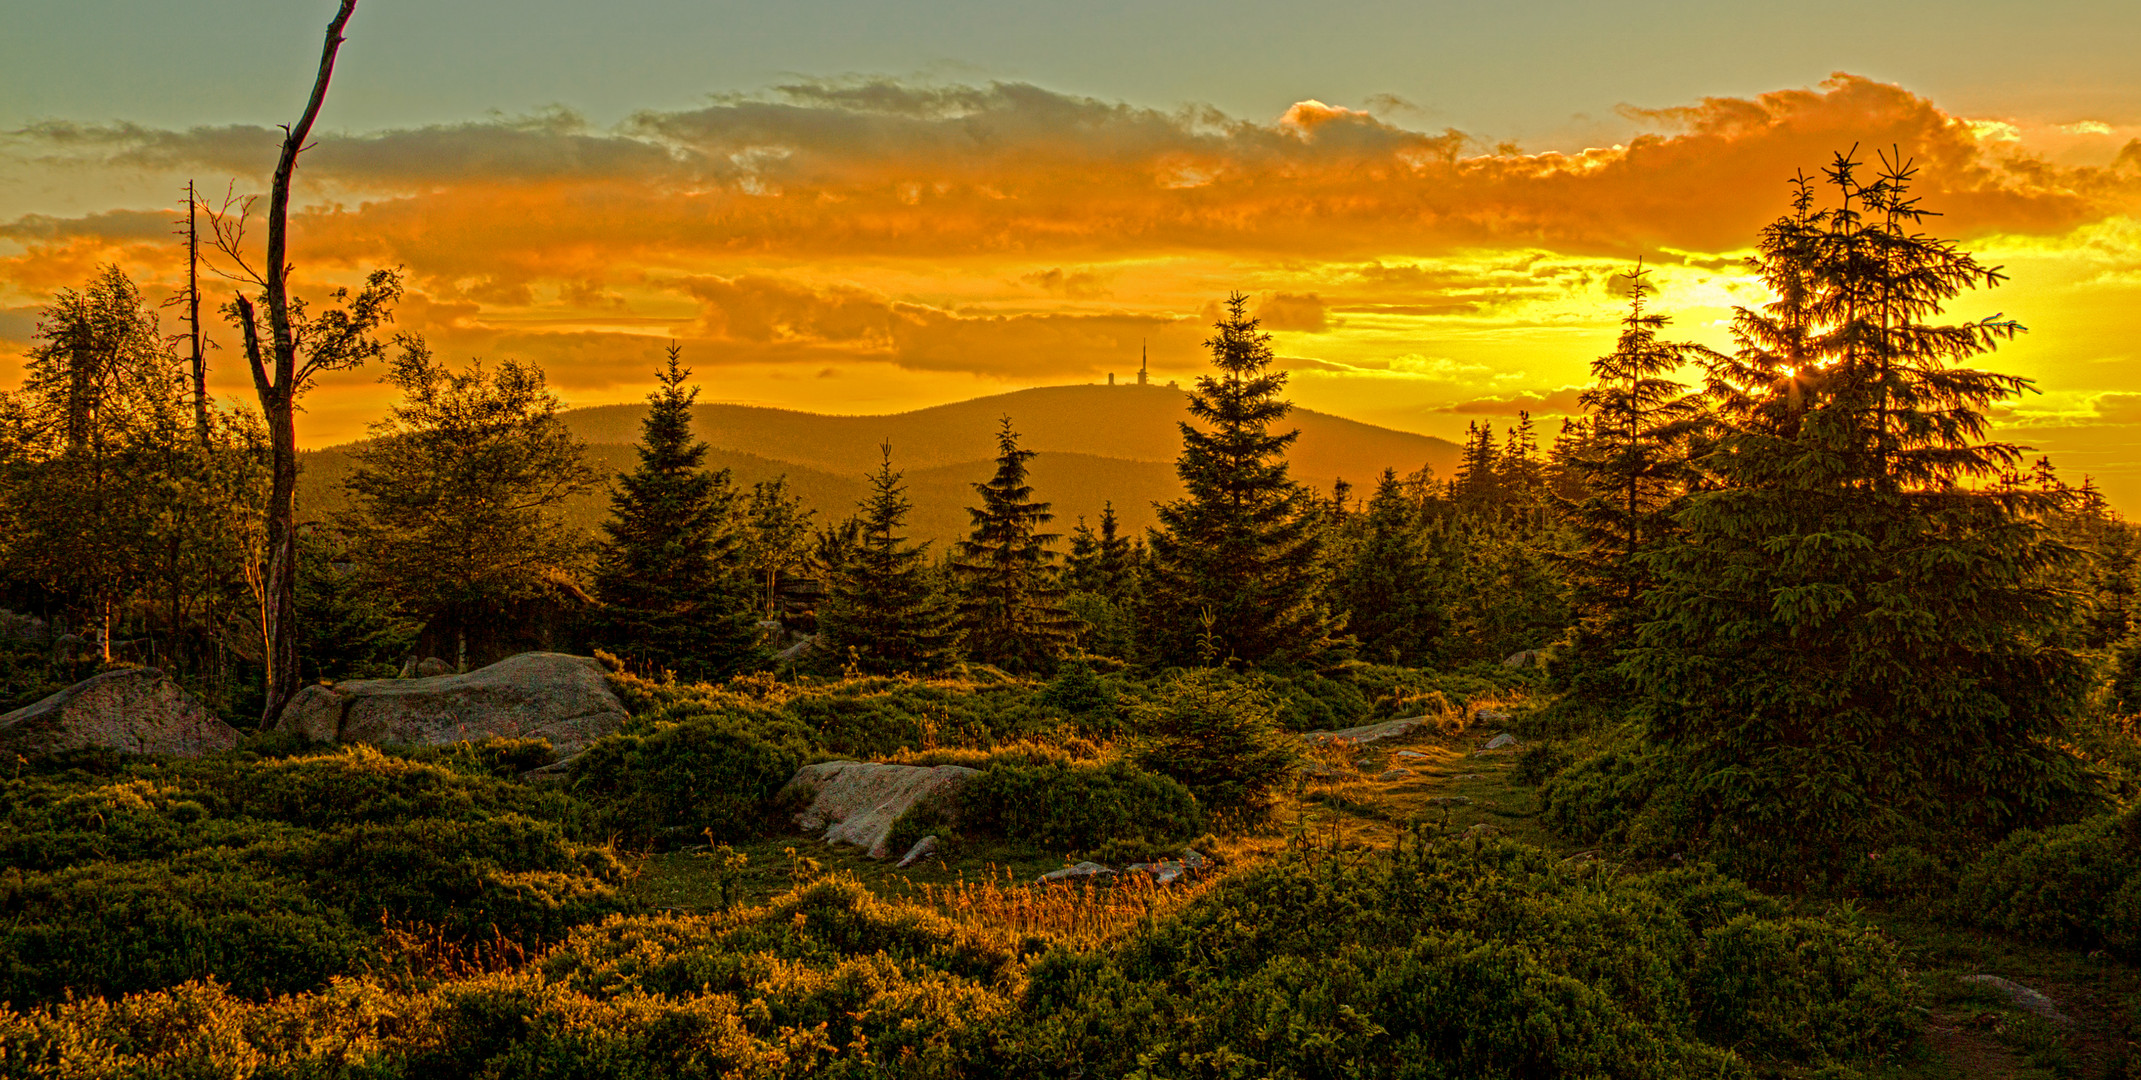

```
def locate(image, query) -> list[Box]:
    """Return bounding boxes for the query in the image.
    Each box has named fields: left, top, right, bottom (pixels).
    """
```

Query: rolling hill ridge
left=300, top=383, right=1460, bottom=545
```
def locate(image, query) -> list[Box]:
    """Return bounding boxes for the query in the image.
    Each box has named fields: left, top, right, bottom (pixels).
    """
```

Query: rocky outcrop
left=276, top=652, right=626, bottom=757
left=781, top=761, right=979, bottom=859
left=1961, top=975, right=2070, bottom=1025
left=0, top=668, right=239, bottom=757
left=1039, top=861, right=1116, bottom=883
left=895, top=835, right=942, bottom=869
left=1304, top=717, right=1429, bottom=746
left=1039, top=849, right=1211, bottom=886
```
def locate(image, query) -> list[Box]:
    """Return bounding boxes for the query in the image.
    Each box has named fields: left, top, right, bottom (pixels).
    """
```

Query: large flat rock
left=781, top=761, right=979, bottom=859
left=276, top=652, right=625, bottom=757
left=0, top=668, right=239, bottom=757
left=1304, top=716, right=1430, bottom=746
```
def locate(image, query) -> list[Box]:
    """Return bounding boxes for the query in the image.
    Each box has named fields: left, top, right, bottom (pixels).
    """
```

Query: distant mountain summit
left=304, top=384, right=1459, bottom=545
left=564, top=383, right=1459, bottom=490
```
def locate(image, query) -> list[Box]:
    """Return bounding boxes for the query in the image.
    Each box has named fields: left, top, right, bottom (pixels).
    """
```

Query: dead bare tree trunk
left=185, top=180, right=208, bottom=444
left=240, top=0, right=360, bottom=729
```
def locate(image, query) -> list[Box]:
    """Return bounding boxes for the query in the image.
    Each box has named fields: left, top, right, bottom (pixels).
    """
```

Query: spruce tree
left=950, top=418, right=1079, bottom=672
left=1628, top=152, right=2093, bottom=881
left=1066, top=518, right=1102, bottom=593
left=1095, top=501, right=1137, bottom=598
left=1497, top=412, right=1546, bottom=506
left=1449, top=422, right=1503, bottom=509
left=590, top=345, right=760, bottom=679
left=817, top=442, right=959, bottom=673
left=1340, top=468, right=1440, bottom=664
left=1145, top=293, right=1331, bottom=667
left=1558, top=266, right=1712, bottom=690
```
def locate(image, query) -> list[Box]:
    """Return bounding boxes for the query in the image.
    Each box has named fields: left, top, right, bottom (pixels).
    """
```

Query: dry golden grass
left=364, top=917, right=533, bottom=986
left=892, top=862, right=1226, bottom=949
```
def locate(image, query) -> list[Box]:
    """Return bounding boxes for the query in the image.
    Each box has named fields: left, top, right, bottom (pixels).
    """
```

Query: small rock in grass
left=1464, top=824, right=1502, bottom=839
left=1375, top=767, right=1415, bottom=781
left=1038, top=861, right=1115, bottom=883
left=895, top=835, right=940, bottom=869
left=1475, top=709, right=1512, bottom=724
left=1485, top=733, right=1518, bottom=750
left=1425, top=795, right=1471, bottom=808
left=1396, top=749, right=1429, bottom=760
left=1960, top=974, right=2070, bottom=1025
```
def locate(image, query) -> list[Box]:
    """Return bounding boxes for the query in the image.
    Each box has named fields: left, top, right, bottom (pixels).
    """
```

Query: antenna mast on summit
left=1138, top=339, right=1149, bottom=385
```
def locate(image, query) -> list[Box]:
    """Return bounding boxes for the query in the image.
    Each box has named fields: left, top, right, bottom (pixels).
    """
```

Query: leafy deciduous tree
left=336, top=342, right=596, bottom=670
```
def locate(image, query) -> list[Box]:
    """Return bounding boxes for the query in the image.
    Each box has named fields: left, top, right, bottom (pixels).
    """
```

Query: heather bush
left=567, top=700, right=814, bottom=847
left=0, top=745, right=625, bottom=1005
left=1011, top=839, right=1915, bottom=1077
left=1128, top=668, right=1298, bottom=819
left=1954, top=804, right=2141, bottom=957
left=0, top=844, right=1916, bottom=1078
left=958, top=758, right=1202, bottom=855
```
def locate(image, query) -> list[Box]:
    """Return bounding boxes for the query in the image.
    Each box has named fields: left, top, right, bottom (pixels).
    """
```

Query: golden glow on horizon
left=2, top=74, right=2138, bottom=501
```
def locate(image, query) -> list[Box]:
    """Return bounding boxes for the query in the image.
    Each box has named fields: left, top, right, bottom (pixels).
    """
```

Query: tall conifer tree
left=951, top=418, right=1078, bottom=672
left=1629, top=152, right=2092, bottom=880
left=1340, top=468, right=1439, bottom=664
left=817, top=443, right=959, bottom=673
left=1559, top=266, right=1712, bottom=689
left=1449, top=422, right=1503, bottom=509
left=1145, top=293, right=1330, bottom=666
left=591, top=345, right=759, bottom=679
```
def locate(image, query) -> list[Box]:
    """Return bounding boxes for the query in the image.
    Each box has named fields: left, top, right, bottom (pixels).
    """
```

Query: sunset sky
left=4, top=1, right=2139, bottom=502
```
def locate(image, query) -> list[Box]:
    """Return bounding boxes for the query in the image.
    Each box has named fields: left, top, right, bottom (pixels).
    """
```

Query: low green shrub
left=1512, top=740, right=1576, bottom=786
left=0, top=745, right=626, bottom=1005
left=1690, top=912, right=1916, bottom=1063
left=606, top=665, right=1082, bottom=757
left=959, top=759, right=1202, bottom=855
left=0, top=857, right=368, bottom=1002
left=1537, top=735, right=1661, bottom=845
left=1128, top=669, right=1298, bottom=819
left=1013, top=838, right=1915, bottom=1077
left=394, top=736, right=560, bottom=778
left=0, top=843, right=1914, bottom=1078
left=1955, top=804, right=2141, bottom=957
left=1845, top=845, right=1958, bottom=915
left=568, top=702, right=814, bottom=848
left=0, top=876, right=1019, bottom=1079
left=1036, top=659, right=1115, bottom=720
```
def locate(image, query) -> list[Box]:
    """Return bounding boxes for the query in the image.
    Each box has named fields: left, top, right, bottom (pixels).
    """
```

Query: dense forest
left=6, top=147, right=2141, bottom=1079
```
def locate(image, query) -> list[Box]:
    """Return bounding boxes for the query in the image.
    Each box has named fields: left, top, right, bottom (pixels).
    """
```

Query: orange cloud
left=5, top=72, right=2140, bottom=470
left=14, top=73, right=2132, bottom=286
left=1257, top=292, right=1332, bottom=333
